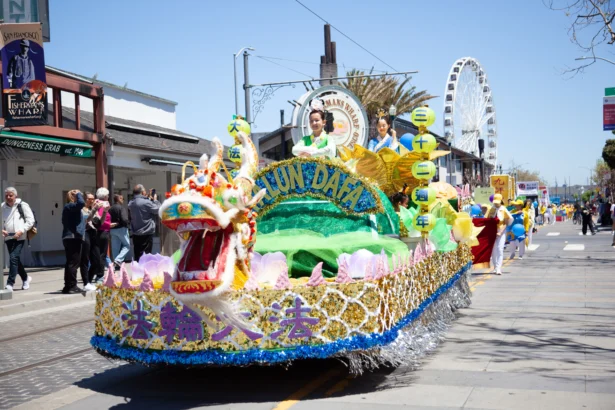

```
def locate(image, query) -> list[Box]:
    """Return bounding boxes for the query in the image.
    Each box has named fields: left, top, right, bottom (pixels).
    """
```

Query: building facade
left=1, top=67, right=224, bottom=266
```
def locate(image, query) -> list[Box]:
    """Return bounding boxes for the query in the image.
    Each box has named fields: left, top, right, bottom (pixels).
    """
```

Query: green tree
left=593, top=158, right=615, bottom=200
left=603, top=139, right=615, bottom=169
left=341, top=70, right=435, bottom=138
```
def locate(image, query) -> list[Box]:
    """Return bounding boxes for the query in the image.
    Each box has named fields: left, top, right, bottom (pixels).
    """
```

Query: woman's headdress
left=310, top=99, right=324, bottom=112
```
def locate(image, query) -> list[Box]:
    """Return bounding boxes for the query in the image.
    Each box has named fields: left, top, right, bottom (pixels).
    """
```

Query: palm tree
left=340, top=69, right=436, bottom=138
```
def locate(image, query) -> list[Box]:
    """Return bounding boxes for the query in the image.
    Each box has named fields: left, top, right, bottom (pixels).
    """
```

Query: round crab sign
left=291, top=85, right=368, bottom=149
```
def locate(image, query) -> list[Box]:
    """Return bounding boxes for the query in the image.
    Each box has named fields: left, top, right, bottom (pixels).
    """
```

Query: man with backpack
left=2, top=187, right=35, bottom=291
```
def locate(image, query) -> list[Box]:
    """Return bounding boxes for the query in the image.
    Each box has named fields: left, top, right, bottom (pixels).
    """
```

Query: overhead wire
left=255, top=55, right=390, bottom=74
left=294, top=0, right=398, bottom=72
left=254, top=55, right=314, bottom=79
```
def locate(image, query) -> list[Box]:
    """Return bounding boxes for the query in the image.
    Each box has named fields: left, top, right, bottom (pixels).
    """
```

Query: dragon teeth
left=206, top=267, right=216, bottom=280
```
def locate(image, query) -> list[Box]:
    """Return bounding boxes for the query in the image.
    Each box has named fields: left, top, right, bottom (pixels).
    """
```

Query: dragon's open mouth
left=175, top=222, right=233, bottom=290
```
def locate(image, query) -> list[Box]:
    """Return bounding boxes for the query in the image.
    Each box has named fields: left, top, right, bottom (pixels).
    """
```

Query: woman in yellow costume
left=292, top=99, right=337, bottom=159
left=525, top=199, right=535, bottom=247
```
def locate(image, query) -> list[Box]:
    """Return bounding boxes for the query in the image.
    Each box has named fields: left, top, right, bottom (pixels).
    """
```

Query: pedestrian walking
left=581, top=201, right=596, bottom=236
left=128, top=184, right=160, bottom=262
left=91, top=188, right=112, bottom=283
left=110, top=194, right=130, bottom=268
left=61, top=190, right=88, bottom=294
left=486, top=194, right=512, bottom=275
left=2, top=187, right=34, bottom=291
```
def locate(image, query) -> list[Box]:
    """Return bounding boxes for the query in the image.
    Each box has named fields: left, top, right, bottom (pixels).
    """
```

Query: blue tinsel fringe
left=90, top=261, right=471, bottom=366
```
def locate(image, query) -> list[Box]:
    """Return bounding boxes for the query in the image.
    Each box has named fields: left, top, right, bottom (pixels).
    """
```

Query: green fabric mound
left=257, top=190, right=400, bottom=237
left=254, top=229, right=408, bottom=278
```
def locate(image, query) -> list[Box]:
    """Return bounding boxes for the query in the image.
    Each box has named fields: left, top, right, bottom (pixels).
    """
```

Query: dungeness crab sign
left=291, top=85, right=368, bottom=149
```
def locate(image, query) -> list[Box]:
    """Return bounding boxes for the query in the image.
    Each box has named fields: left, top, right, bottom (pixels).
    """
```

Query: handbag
left=16, top=203, right=37, bottom=243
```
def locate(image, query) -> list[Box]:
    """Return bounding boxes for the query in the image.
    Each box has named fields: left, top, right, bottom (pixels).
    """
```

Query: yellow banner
left=490, top=175, right=513, bottom=205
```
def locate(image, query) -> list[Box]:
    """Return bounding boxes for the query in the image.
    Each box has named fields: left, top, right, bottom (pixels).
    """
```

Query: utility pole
left=243, top=50, right=251, bottom=124
left=233, top=47, right=254, bottom=115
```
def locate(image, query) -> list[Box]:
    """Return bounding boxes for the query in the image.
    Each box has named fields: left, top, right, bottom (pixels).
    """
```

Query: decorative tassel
left=140, top=269, right=154, bottom=292
left=274, top=266, right=291, bottom=290
left=244, top=273, right=260, bottom=291
left=162, top=272, right=173, bottom=292
left=307, top=262, right=326, bottom=286
left=335, top=259, right=353, bottom=284
left=103, top=264, right=117, bottom=288
left=364, top=260, right=374, bottom=281
left=375, top=252, right=388, bottom=280
left=413, top=244, right=424, bottom=264
left=120, top=265, right=136, bottom=290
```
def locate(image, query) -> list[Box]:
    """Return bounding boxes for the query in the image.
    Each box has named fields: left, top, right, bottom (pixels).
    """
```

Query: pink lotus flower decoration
left=131, top=253, right=175, bottom=281
left=337, top=249, right=378, bottom=279
left=251, top=252, right=288, bottom=286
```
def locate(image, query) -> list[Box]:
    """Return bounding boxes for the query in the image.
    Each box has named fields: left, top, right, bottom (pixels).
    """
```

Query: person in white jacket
left=2, top=187, right=34, bottom=291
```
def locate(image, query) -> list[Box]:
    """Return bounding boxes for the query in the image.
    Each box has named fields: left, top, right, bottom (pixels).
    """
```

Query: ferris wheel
left=443, top=57, right=498, bottom=167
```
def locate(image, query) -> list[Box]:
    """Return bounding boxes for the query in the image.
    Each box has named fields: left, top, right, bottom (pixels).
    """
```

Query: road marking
left=528, top=244, right=540, bottom=251
left=273, top=368, right=342, bottom=410
left=563, top=244, right=585, bottom=251
left=547, top=232, right=560, bottom=236
left=324, top=377, right=352, bottom=397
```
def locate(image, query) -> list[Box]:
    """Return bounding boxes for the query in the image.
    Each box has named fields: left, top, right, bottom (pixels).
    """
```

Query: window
left=262, top=144, right=283, bottom=161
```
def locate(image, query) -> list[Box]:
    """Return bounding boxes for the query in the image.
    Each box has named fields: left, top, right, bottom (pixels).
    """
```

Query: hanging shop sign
left=0, top=23, right=48, bottom=127
left=0, top=131, right=93, bottom=158
left=291, top=85, right=368, bottom=149
left=252, top=157, right=383, bottom=217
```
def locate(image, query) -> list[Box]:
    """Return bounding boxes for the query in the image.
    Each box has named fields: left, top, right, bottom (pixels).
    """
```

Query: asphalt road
left=1, top=219, right=614, bottom=410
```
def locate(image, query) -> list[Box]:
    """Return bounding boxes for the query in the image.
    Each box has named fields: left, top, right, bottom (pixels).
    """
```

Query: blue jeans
left=5, top=239, right=27, bottom=286
left=111, top=227, right=130, bottom=264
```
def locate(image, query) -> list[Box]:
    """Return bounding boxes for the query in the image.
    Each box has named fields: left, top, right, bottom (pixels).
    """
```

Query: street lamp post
left=233, top=47, right=254, bottom=115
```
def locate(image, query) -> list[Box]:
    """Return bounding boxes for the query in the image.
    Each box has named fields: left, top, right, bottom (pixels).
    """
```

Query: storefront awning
left=0, top=130, right=93, bottom=158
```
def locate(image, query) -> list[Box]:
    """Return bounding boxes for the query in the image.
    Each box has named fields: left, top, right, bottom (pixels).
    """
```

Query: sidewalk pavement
left=0, top=265, right=135, bottom=319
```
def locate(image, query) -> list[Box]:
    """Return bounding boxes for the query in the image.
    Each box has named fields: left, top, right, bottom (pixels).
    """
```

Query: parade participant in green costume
left=292, top=100, right=337, bottom=159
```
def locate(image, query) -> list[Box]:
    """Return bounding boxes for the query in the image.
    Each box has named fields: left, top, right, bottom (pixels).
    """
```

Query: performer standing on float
left=368, top=109, right=399, bottom=153
left=486, top=193, right=512, bottom=275
left=292, top=100, right=337, bottom=159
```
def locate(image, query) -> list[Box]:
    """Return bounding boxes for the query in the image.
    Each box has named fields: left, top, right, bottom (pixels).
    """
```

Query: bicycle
left=573, top=212, right=582, bottom=225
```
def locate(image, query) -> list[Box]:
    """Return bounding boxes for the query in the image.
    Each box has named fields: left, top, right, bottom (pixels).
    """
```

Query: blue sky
left=45, top=0, right=612, bottom=186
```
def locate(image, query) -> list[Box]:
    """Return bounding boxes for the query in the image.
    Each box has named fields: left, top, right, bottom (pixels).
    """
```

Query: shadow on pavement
left=74, top=357, right=402, bottom=409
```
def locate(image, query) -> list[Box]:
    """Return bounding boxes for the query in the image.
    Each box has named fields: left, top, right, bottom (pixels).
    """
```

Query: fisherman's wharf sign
left=291, top=85, right=368, bottom=149
left=252, top=158, right=382, bottom=217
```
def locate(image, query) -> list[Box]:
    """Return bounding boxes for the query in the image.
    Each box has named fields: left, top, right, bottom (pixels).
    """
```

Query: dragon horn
left=208, top=138, right=224, bottom=173
left=235, top=131, right=258, bottom=179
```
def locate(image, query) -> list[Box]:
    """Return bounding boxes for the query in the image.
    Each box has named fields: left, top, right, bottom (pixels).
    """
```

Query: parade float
left=91, top=107, right=479, bottom=373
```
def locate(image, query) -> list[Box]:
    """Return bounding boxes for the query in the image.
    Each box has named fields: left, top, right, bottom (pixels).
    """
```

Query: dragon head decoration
left=159, top=132, right=266, bottom=310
